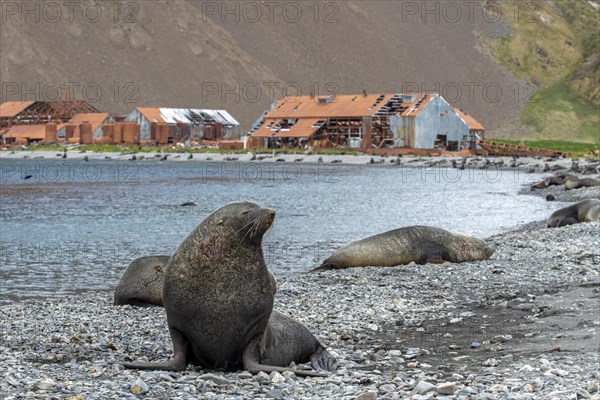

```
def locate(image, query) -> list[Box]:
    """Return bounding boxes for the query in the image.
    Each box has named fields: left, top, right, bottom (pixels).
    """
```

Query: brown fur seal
left=312, top=226, right=494, bottom=271
left=122, top=202, right=336, bottom=376
left=530, top=173, right=576, bottom=190
left=564, top=177, right=600, bottom=191
left=114, top=255, right=170, bottom=307
left=547, top=199, right=600, bottom=227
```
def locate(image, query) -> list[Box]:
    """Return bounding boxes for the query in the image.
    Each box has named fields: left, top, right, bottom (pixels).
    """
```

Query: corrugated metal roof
left=252, top=118, right=321, bottom=138
left=70, top=113, right=111, bottom=132
left=136, top=107, right=239, bottom=126
left=0, top=101, right=35, bottom=118
left=399, top=94, right=434, bottom=117
left=453, top=108, right=485, bottom=131
left=265, top=94, right=396, bottom=119
left=4, top=124, right=46, bottom=139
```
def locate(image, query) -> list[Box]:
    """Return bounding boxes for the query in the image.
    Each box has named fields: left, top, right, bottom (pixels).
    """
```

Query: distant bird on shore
left=187, top=153, right=193, bottom=160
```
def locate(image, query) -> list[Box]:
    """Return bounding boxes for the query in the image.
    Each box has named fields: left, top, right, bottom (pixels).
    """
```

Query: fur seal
left=547, top=199, right=600, bottom=227
left=114, top=255, right=170, bottom=307
left=312, top=226, right=494, bottom=271
left=122, top=202, right=336, bottom=375
left=564, top=177, right=600, bottom=191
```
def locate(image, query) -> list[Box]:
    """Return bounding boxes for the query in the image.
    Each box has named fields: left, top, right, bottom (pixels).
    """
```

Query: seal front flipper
left=123, top=328, right=189, bottom=371
left=242, top=335, right=328, bottom=377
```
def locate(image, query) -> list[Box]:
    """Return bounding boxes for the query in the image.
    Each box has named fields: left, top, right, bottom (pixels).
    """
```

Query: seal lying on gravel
left=114, top=255, right=170, bottom=307
left=564, top=177, right=600, bottom=191
left=547, top=199, right=600, bottom=227
left=312, top=226, right=494, bottom=271
left=122, top=202, right=336, bottom=376
left=530, top=173, right=575, bottom=190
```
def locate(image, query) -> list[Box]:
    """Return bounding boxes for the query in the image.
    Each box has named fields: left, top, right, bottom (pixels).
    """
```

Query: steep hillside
left=1, top=0, right=596, bottom=142
left=483, top=0, right=599, bottom=143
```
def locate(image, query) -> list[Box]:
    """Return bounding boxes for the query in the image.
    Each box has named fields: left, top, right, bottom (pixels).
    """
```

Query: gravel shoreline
left=1, top=148, right=597, bottom=170
left=1, top=219, right=599, bottom=399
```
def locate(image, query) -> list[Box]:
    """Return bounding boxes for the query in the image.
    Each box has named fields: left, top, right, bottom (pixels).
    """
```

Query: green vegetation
left=485, top=0, right=599, bottom=143
left=520, top=83, right=600, bottom=143
left=494, top=138, right=599, bottom=157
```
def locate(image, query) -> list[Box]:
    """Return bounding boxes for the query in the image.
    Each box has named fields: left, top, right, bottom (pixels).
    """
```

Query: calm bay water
left=0, top=158, right=562, bottom=303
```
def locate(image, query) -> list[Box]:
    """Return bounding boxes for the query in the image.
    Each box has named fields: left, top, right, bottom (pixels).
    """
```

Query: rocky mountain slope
left=1, top=0, right=597, bottom=141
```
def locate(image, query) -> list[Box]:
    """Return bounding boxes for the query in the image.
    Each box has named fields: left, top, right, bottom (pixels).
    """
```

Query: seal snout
left=265, top=208, right=276, bottom=221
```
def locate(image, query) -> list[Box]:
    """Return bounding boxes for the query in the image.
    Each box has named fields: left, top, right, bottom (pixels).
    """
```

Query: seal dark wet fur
left=547, top=199, right=600, bottom=227
left=312, top=225, right=494, bottom=271
left=122, top=202, right=336, bottom=376
left=114, top=255, right=170, bottom=307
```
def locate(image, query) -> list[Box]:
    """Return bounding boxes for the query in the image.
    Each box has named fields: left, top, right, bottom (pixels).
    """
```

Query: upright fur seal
left=122, top=202, right=336, bottom=375
left=547, top=199, right=600, bottom=227
left=114, top=255, right=170, bottom=307
left=312, top=226, right=494, bottom=271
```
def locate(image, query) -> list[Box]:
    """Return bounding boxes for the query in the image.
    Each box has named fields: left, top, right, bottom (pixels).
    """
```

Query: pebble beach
left=0, top=221, right=599, bottom=399
left=1, top=152, right=599, bottom=399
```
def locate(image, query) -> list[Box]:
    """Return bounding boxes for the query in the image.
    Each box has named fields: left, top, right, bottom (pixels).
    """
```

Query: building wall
left=92, top=116, right=114, bottom=137
left=124, top=110, right=152, bottom=140
left=391, top=95, right=470, bottom=149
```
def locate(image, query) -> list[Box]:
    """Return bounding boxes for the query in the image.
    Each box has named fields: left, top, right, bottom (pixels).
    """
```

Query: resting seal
left=564, top=177, right=600, bottom=191
left=114, top=255, right=170, bottom=307
left=312, top=226, right=494, bottom=271
left=122, top=202, right=336, bottom=375
left=547, top=199, right=600, bottom=227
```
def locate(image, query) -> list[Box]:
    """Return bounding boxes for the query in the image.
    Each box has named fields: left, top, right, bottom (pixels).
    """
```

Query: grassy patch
left=493, top=138, right=599, bottom=157
left=483, top=1, right=599, bottom=142
left=519, top=82, right=600, bottom=143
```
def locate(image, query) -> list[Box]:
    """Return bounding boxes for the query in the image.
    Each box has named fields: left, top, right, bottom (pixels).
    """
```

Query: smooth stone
left=32, top=379, right=57, bottom=391
left=355, top=392, right=377, bottom=400
left=199, top=373, right=230, bottom=386
left=438, top=382, right=456, bottom=395
left=413, top=380, right=438, bottom=395
left=130, top=378, right=149, bottom=395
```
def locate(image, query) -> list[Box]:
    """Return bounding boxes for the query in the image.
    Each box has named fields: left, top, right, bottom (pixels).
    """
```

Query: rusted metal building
left=0, top=101, right=100, bottom=128
left=3, top=124, right=47, bottom=144
left=56, top=113, right=114, bottom=140
left=125, top=107, right=240, bottom=143
left=248, top=92, right=484, bottom=150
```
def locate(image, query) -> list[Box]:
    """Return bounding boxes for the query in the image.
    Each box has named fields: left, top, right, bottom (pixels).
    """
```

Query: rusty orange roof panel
left=251, top=118, right=321, bottom=138
left=399, top=94, right=434, bottom=117
left=453, top=108, right=485, bottom=131
left=251, top=119, right=280, bottom=138
left=137, top=107, right=165, bottom=123
left=0, top=101, right=35, bottom=118
left=265, top=94, right=396, bottom=119
left=69, top=113, right=111, bottom=132
left=276, top=118, right=321, bottom=138
left=5, top=124, right=47, bottom=139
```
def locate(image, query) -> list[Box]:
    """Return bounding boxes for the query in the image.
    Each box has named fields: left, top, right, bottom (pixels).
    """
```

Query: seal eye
left=241, top=210, right=252, bottom=215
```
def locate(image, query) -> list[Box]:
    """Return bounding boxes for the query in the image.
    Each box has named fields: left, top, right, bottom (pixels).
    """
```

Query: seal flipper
left=123, top=328, right=189, bottom=371
left=309, top=262, right=337, bottom=273
left=310, top=346, right=338, bottom=372
left=242, top=335, right=328, bottom=377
